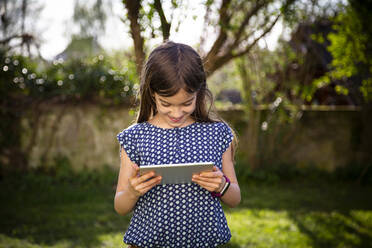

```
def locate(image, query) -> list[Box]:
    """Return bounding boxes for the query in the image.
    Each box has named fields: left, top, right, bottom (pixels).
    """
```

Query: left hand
left=192, top=166, right=226, bottom=192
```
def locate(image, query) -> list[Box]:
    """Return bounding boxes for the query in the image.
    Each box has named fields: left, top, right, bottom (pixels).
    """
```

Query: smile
left=169, top=116, right=183, bottom=122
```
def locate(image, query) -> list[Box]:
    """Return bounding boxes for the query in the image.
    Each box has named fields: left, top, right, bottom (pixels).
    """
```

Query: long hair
left=136, top=41, right=219, bottom=123
left=135, top=41, right=238, bottom=158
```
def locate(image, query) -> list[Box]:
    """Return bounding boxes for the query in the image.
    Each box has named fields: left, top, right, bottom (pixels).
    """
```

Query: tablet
left=139, top=162, right=214, bottom=185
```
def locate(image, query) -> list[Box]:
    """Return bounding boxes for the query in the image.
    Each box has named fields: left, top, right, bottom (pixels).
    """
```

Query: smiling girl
left=115, top=41, right=241, bottom=248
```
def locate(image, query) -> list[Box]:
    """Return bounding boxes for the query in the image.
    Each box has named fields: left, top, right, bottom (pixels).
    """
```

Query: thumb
left=131, top=163, right=140, bottom=177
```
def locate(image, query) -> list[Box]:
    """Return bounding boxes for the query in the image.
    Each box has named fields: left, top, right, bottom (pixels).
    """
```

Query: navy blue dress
left=116, top=121, right=233, bottom=248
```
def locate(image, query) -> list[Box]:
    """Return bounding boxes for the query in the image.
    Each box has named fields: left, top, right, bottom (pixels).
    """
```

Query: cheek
left=184, top=103, right=196, bottom=113
left=157, top=105, right=170, bottom=114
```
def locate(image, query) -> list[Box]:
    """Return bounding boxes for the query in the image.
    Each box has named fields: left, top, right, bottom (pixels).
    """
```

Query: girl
left=115, top=41, right=241, bottom=248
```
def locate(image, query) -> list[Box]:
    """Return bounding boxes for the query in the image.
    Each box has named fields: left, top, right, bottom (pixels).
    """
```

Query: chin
left=167, top=118, right=187, bottom=127
left=168, top=121, right=183, bottom=128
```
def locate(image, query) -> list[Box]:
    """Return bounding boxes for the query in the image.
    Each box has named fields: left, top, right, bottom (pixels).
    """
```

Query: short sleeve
left=220, top=122, right=234, bottom=154
left=116, top=126, right=140, bottom=165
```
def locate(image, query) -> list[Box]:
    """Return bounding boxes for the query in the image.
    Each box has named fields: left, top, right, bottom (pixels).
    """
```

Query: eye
left=183, top=102, right=193, bottom=106
left=161, top=103, right=171, bottom=107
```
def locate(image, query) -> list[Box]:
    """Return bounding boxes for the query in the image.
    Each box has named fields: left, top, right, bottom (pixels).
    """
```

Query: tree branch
left=122, top=0, right=145, bottom=78
left=230, top=0, right=267, bottom=49
left=199, top=1, right=213, bottom=53
left=232, top=14, right=281, bottom=58
left=204, top=0, right=232, bottom=74
left=153, top=0, right=171, bottom=41
left=207, top=14, right=281, bottom=76
left=0, top=33, right=33, bottom=45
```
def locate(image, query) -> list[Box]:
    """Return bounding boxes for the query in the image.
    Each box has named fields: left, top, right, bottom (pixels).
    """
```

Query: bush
left=0, top=50, right=138, bottom=171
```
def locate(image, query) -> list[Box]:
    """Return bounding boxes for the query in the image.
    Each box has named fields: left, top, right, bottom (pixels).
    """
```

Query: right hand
left=128, top=164, right=162, bottom=197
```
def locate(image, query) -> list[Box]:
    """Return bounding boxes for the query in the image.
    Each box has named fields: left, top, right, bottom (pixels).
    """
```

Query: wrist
left=217, top=176, right=226, bottom=193
left=127, top=185, right=141, bottom=199
left=211, top=175, right=231, bottom=198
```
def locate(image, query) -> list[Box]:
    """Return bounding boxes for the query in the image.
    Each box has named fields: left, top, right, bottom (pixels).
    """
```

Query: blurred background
left=1, top=0, right=372, bottom=247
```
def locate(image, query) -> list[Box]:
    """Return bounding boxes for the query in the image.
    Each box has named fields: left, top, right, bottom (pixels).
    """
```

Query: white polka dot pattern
left=116, top=121, right=233, bottom=247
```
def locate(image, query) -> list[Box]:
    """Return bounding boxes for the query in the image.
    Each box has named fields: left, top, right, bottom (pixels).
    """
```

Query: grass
left=0, top=169, right=372, bottom=248
left=226, top=181, right=372, bottom=248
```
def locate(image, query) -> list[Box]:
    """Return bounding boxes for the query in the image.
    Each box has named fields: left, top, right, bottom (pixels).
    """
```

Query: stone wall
left=220, top=107, right=372, bottom=171
left=23, top=105, right=372, bottom=171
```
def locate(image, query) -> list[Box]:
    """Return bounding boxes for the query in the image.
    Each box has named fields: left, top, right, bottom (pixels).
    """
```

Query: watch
left=211, top=175, right=231, bottom=198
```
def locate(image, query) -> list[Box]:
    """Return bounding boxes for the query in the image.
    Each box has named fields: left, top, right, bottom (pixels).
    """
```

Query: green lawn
left=1, top=171, right=371, bottom=248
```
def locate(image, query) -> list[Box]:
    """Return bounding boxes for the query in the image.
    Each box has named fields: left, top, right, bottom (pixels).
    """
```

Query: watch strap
left=211, top=175, right=231, bottom=198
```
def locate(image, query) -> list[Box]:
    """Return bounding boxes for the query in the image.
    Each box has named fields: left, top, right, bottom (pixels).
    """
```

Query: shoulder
left=198, top=121, right=232, bottom=132
left=207, top=121, right=233, bottom=140
left=116, top=123, right=146, bottom=141
left=195, top=121, right=233, bottom=138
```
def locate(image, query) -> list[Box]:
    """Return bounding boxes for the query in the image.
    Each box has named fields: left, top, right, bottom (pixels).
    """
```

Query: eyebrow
left=159, top=96, right=195, bottom=104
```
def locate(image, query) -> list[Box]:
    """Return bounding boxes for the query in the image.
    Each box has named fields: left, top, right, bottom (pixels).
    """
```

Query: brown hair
left=136, top=41, right=220, bottom=123
left=135, top=41, right=238, bottom=157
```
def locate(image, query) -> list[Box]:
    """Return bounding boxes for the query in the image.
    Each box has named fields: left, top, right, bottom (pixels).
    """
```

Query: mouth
left=169, top=116, right=183, bottom=123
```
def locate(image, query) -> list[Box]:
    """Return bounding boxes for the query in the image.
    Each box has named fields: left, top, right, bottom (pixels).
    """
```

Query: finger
left=139, top=181, right=162, bottom=195
left=193, top=175, right=222, bottom=184
left=130, top=176, right=161, bottom=196
left=200, top=166, right=222, bottom=177
left=192, top=179, right=219, bottom=191
left=191, top=179, right=213, bottom=191
left=199, top=171, right=222, bottom=178
left=136, top=176, right=162, bottom=190
left=136, top=177, right=162, bottom=194
left=136, top=171, right=157, bottom=184
left=129, top=171, right=155, bottom=187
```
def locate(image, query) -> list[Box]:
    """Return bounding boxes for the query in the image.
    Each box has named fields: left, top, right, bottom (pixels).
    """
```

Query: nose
left=171, top=107, right=183, bottom=118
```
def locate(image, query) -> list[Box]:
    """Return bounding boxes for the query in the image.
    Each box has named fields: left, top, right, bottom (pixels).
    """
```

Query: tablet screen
left=139, top=162, right=214, bottom=184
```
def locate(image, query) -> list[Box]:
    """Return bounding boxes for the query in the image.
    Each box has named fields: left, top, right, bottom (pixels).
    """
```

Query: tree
left=314, top=0, right=372, bottom=103
left=0, top=0, right=43, bottom=57
left=122, top=0, right=296, bottom=78
left=71, top=0, right=112, bottom=40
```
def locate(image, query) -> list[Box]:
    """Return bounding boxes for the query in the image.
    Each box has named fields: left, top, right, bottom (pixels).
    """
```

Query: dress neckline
left=144, top=121, right=197, bottom=130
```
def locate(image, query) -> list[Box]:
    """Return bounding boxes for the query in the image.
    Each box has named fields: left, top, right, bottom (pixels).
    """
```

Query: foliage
left=72, top=0, right=112, bottom=39
left=122, top=0, right=296, bottom=78
left=226, top=46, right=304, bottom=170
left=0, top=50, right=137, bottom=171
left=282, top=0, right=343, bottom=26
left=42, top=56, right=137, bottom=104
left=0, top=50, right=137, bottom=104
left=0, top=51, right=40, bottom=171
left=235, top=153, right=372, bottom=186
left=314, top=0, right=372, bottom=103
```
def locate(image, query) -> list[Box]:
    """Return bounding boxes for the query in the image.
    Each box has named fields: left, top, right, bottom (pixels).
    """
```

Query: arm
left=220, top=144, right=241, bottom=207
left=114, top=147, right=162, bottom=216
left=192, top=143, right=241, bottom=208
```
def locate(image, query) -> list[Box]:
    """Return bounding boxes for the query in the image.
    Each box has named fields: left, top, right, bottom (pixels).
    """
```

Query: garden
left=1, top=0, right=372, bottom=247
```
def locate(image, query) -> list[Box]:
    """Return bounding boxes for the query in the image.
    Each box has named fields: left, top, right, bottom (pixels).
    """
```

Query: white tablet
left=139, top=162, right=215, bottom=185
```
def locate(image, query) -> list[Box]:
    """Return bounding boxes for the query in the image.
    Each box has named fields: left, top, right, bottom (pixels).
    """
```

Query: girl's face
left=153, top=88, right=197, bottom=128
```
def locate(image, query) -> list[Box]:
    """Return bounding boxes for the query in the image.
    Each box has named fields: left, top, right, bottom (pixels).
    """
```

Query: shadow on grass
left=0, top=171, right=129, bottom=247
left=225, top=181, right=372, bottom=248
left=289, top=211, right=372, bottom=248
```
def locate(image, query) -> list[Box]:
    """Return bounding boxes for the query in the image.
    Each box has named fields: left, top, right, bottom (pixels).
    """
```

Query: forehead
left=155, top=88, right=196, bottom=103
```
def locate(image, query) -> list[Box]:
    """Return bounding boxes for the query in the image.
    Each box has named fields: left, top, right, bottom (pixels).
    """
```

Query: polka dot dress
left=116, top=121, right=233, bottom=248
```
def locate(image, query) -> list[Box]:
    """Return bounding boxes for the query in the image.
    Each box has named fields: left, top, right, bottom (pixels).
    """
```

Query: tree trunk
left=122, top=0, right=145, bottom=78
left=237, top=57, right=260, bottom=170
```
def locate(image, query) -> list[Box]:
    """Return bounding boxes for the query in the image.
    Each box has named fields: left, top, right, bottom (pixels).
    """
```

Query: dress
left=116, top=121, right=233, bottom=248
